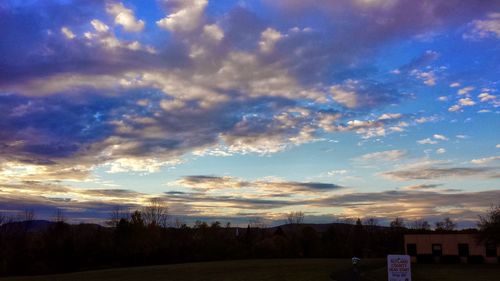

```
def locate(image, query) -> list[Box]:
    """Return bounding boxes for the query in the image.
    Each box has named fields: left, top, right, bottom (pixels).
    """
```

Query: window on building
left=486, top=241, right=497, bottom=257
left=432, top=244, right=442, bottom=256
left=406, top=243, right=417, bottom=256
left=458, top=243, right=469, bottom=257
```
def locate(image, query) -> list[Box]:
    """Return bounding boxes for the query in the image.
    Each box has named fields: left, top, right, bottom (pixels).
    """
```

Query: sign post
left=387, top=255, right=411, bottom=281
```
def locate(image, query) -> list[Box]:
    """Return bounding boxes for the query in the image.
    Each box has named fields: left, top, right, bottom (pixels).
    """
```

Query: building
left=404, top=233, right=499, bottom=264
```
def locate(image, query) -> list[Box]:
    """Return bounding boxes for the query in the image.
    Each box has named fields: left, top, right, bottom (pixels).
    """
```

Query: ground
left=1, top=259, right=499, bottom=281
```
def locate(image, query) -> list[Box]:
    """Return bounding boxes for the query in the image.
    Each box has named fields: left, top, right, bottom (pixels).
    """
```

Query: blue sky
left=0, top=0, right=499, bottom=227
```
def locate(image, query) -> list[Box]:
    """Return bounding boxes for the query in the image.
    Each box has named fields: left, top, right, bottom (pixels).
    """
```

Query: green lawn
left=1, top=259, right=499, bottom=281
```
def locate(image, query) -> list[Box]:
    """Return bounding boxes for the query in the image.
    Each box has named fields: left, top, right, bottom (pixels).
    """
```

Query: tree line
left=0, top=202, right=498, bottom=277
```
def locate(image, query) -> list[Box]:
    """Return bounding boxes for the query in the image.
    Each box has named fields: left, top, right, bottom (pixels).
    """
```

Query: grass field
left=1, top=259, right=499, bottom=281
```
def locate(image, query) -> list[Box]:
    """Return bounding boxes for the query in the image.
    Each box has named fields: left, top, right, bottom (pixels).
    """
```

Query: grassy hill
left=1, top=259, right=499, bottom=281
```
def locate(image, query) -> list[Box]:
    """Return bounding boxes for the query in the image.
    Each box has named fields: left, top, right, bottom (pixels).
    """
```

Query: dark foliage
left=0, top=215, right=409, bottom=276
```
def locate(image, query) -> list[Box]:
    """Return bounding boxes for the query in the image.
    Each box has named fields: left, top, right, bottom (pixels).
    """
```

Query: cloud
left=433, top=134, right=448, bottom=141
left=106, top=2, right=145, bottom=32
left=382, top=164, right=499, bottom=181
left=329, top=80, right=400, bottom=109
left=156, top=0, right=208, bottom=33
left=436, top=148, right=446, bottom=154
left=417, top=138, right=437, bottom=145
left=0, top=0, right=499, bottom=208
left=470, top=156, right=500, bottom=165
left=457, top=86, right=475, bottom=96
left=402, top=184, right=442, bottom=190
left=311, top=189, right=500, bottom=223
left=259, top=28, right=283, bottom=53
left=415, top=116, right=439, bottom=124
left=464, top=12, right=500, bottom=40
left=61, top=26, right=76, bottom=39
left=203, top=24, right=224, bottom=42
left=478, top=92, right=496, bottom=102
left=357, top=150, right=407, bottom=162
left=458, top=98, right=475, bottom=106
left=91, top=19, right=110, bottom=33
left=327, top=170, right=348, bottom=176
left=171, top=175, right=343, bottom=194
left=448, top=104, right=461, bottom=112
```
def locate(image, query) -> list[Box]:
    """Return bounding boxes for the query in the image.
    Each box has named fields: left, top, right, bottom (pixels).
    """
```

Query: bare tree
left=478, top=205, right=500, bottom=244
left=410, top=219, right=431, bottom=230
left=249, top=217, right=267, bottom=228
left=435, top=217, right=456, bottom=231
left=54, top=209, right=66, bottom=223
left=337, top=217, right=355, bottom=225
left=142, top=198, right=169, bottom=227
left=18, top=209, right=35, bottom=221
left=390, top=217, right=405, bottom=229
left=107, top=206, right=129, bottom=227
left=364, top=217, right=379, bottom=227
left=286, top=211, right=304, bottom=225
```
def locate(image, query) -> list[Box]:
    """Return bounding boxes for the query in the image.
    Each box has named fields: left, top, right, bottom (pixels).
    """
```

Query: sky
left=0, top=0, right=499, bottom=227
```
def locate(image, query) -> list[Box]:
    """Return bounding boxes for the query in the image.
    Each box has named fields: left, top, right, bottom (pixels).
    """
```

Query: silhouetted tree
left=107, top=206, right=129, bottom=227
left=142, top=198, right=168, bottom=227
left=435, top=217, right=456, bottom=231
left=19, top=209, right=35, bottom=221
left=478, top=205, right=500, bottom=245
left=286, top=211, right=304, bottom=225
left=410, top=219, right=431, bottom=231
left=390, top=217, right=405, bottom=229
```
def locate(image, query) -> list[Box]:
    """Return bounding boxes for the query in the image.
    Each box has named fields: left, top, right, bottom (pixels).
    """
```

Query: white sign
left=387, top=255, right=411, bottom=281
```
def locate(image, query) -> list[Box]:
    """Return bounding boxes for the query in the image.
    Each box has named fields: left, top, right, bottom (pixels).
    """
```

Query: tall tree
left=435, top=217, right=456, bottom=231
left=286, top=211, right=304, bottom=225
left=142, top=198, right=169, bottom=227
left=478, top=205, right=500, bottom=244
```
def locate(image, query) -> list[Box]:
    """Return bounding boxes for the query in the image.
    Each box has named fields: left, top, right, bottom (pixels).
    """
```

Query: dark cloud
left=174, top=175, right=343, bottom=193
left=403, top=184, right=442, bottom=190
left=382, top=166, right=500, bottom=180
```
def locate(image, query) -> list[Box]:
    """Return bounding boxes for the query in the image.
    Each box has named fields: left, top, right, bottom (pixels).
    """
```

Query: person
left=352, top=256, right=361, bottom=266
left=351, top=256, right=361, bottom=281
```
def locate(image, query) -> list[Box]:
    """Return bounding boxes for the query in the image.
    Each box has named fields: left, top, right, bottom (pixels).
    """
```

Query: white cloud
left=456, top=135, right=469, bottom=139
left=433, top=134, right=448, bottom=141
left=438, top=96, right=449, bottom=102
left=436, top=148, right=446, bottom=154
left=464, top=12, right=500, bottom=39
left=106, top=2, right=145, bottom=32
left=358, top=150, right=407, bottom=162
left=378, top=113, right=402, bottom=120
left=203, top=24, right=224, bottom=42
left=327, top=170, right=348, bottom=176
left=457, top=86, right=474, bottom=96
left=410, top=69, right=436, bottom=86
left=478, top=92, right=496, bottom=102
left=496, top=144, right=500, bottom=148
left=470, top=156, right=500, bottom=165
left=156, top=0, right=208, bottom=33
left=259, top=28, right=283, bottom=53
left=61, top=27, right=76, bottom=39
left=415, top=116, right=438, bottom=124
left=417, top=138, right=437, bottom=145
left=449, top=82, right=460, bottom=88
left=105, top=157, right=182, bottom=174
left=448, top=104, right=461, bottom=112
left=458, top=97, right=476, bottom=106
left=91, top=19, right=110, bottom=33
left=330, top=84, right=358, bottom=108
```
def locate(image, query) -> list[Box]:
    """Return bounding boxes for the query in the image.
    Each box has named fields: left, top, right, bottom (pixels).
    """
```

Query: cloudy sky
left=1, top=0, right=499, bottom=227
